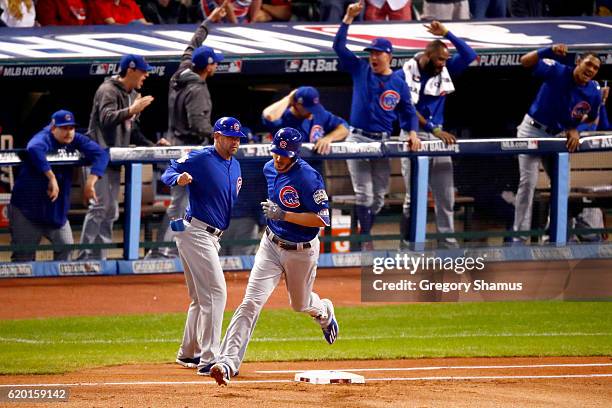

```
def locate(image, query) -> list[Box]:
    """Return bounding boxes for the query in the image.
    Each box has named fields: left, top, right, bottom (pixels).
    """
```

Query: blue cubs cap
left=214, top=116, right=247, bottom=139
left=119, top=54, right=154, bottom=73
left=50, top=109, right=77, bottom=127
left=271, top=127, right=302, bottom=158
left=192, top=46, right=224, bottom=70
left=364, top=38, right=393, bottom=54
left=294, top=86, right=325, bottom=116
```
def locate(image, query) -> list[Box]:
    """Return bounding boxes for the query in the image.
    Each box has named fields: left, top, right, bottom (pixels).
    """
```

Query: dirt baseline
left=1, top=268, right=611, bottom=407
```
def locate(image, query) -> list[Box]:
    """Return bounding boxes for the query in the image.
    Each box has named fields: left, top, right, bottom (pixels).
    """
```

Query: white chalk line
left=1, top=332, right=611, bottom=344
left=256, top=363, right=612, bottom=374
left=1, top=374, right=612, bottom=388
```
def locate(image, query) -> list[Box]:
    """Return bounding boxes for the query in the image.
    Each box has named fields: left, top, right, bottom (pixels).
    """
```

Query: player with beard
left=396, top=20, right=477, bottom=247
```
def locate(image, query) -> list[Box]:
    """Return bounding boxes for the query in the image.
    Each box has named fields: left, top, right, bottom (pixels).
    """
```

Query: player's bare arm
left=416, top=111, right=456, bottom=145
left=424, top=21, right=448, bottom=37
left=566, top=128, right=580, bottom=152
left=314, top=124, right=349, bottom=155
left=520, top=43, right=568, bottom=68
left=406, top=130, right=421, bottom=151
left=343, top=0, right=363, bottom=24
left=177, top=172, right=194, bottom=186
left=128, top=94, right=154, bottom=117
left=44, top=170, right=59, bottom=202
left=262, top=90, right=296, bottom=121
left=206, top=0, right=229, bottom=23
left=83, top=174, right=99, bottom=205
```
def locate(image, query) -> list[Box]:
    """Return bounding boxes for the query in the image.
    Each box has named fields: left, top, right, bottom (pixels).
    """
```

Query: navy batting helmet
left=271, top=127, right=302, bottom=158
left=213, top=117, right=247, bottom=139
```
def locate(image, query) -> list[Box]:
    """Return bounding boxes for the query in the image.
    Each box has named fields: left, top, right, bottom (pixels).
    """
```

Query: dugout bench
left=68, top=164, right=167, bottom=242
left=533, top=151, right=612, bottom=241
left=324, top=159, right=475, bottom=250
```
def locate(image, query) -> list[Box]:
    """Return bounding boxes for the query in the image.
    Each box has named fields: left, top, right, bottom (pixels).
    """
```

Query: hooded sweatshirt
left=167, top=20, right=213, bottom=146
left=87, top=76, right=155, bottom=149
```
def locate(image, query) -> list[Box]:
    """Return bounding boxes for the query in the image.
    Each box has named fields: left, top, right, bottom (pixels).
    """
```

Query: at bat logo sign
left=279, top=185, right=300, bottom=208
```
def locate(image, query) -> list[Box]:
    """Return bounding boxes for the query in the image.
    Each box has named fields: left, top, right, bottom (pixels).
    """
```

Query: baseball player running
left=161, top=117, right=247, bottom=374
left=209, top=127, right=338, bottom=386
left=513, top=45, right=602, bottom=242
left=334, top=0, right=420, bottom=249
left=396, top=20, right=477, bottom=247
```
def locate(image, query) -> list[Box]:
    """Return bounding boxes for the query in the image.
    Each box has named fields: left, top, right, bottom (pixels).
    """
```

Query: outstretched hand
left=208, top=0, right=228, bottom=22
left=344, top=0, right=364, bottom=22
left=424, top=21, right=448, bottom=37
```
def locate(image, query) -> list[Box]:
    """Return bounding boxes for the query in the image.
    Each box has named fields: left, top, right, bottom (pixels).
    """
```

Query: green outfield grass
left=1, top=301, right=611, bottom=375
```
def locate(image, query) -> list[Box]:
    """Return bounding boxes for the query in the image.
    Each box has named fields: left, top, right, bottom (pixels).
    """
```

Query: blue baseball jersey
left=231, top=159, right=267, bottom=219
left=162, top=146, right=242, bottom=230
left=528, top=59, right=602, bottom=133
left=264, top=158, right=330, bottom=243
left=333, top=23, right=418, bottom=134
left=262, top=108, right=348, bottom=143
left=11, top=126, right=109, bottom=228
left=396, top=31, right=477, bottom=128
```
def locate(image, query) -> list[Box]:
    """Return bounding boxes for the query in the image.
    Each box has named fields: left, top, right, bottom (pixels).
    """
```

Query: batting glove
left=261, top=199, right=286, bottom=221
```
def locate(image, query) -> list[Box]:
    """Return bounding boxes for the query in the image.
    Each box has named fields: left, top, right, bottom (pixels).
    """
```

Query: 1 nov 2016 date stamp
left=0, top=387, right=70, bottom=402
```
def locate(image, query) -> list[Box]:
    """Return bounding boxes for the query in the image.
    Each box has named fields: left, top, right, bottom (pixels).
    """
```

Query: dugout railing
left=1, top=132, right=611, bottom=261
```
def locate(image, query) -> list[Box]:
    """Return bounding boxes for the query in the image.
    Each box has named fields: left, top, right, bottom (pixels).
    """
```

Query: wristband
left=537, top=47, right=555, bottom=60
left=423, top=121, right=437, bottom=133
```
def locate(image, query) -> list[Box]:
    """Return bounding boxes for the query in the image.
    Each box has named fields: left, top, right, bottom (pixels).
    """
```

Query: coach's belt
left=350, top=127, right=389, bottom=140
left=527, top=118, right=560, bottom=136
left=184, top=215, right=224, bottom=237
left=265, top=227, right=312, bottom=251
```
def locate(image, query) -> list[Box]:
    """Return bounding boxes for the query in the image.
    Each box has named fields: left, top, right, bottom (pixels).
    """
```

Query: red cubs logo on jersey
left=379, top=90, right=400, bottom=111
left=237, top=177, right=242, bottom=193
left=309, top=125, right=324, bottom=142
left=571, top=101, right=591, bottom=121
left=279, top=186, right=300, bottom=208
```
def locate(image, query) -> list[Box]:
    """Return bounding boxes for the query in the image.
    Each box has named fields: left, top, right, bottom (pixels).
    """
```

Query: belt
left=184, top=215, right=224, bottom=237
left=266, top=227, right=312, bottom=251
left=350, top=127, right=389, bottom=140
left=527, top=118, right=560, bottom=135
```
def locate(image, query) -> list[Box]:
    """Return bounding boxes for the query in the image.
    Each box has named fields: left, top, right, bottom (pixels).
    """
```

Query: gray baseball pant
left=513, top=114, right=568, bottom=241
left=8, top=205, right=74, bottom=261
left=174, top=217, right=226, bottom=368
left=79, top=167, right=120, bottom=259
left=400, top=131, right=456, bottom=243
left=346, top=132, right=391, bottom=214
left=217, top=232, right=330, bottom=376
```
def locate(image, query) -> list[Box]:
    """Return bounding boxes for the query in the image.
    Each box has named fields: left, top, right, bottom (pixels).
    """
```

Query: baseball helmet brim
left=217, top=129, right=247, bottom=138
left=271, top=146, right=297, bottom=158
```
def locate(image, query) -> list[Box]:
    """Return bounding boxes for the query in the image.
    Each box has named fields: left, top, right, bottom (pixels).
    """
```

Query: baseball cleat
left=176, top=356, right=200, bottom=368
left=196, top=363, right=214, bottom=376
left=321, top=299, right=338, bottom=345
left=210, top=363, right=231, bottom=386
